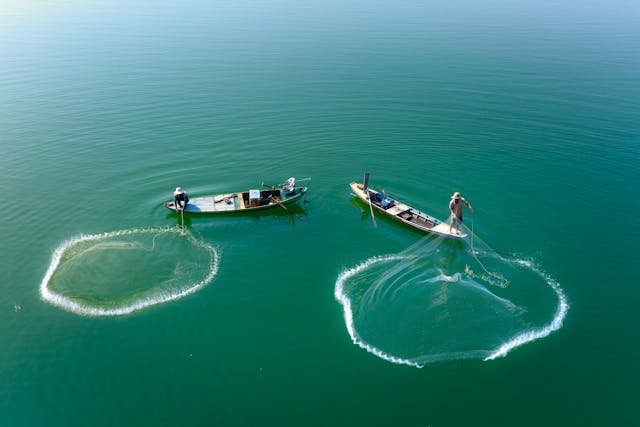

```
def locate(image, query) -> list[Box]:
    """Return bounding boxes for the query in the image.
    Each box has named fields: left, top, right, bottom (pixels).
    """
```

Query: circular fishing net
left=335, top=231, right=568, bottom=367
left=40, top=227, right=219, bottom=316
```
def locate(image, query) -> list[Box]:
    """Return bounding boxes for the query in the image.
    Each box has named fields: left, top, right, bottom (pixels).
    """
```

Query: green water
left=1, top=0, right=638, bottom=425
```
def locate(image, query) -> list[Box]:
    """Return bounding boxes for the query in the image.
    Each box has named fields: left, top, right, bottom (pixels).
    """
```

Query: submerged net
left=40, top=227, right=220, bottom=316
left=335, top=224, right=568, bottom=367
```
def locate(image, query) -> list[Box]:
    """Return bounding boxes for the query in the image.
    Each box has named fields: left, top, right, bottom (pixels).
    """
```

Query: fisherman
left=449, top=191, right=473, bottom=235
left=173, top=187, right=189, bottom=211
left=283, top=177, right=296, bottom=196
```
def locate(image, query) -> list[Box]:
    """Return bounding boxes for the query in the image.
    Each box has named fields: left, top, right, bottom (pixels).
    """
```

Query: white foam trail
left=455, top=274, right=522, bottom=312
left=334, top=254, right=424, bottom=368
left=484, top=259, right=568, bottom=360
left=425, top=272, right=462, bottom=283
left=422, top=270, right=514, bottom=311
left=39, top=227, right=220, bottom=317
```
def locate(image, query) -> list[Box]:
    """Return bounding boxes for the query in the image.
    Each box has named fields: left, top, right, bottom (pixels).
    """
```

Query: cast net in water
left=40, top=227, right=219, bottom=316
left=335, top=227, right=568, bottom=367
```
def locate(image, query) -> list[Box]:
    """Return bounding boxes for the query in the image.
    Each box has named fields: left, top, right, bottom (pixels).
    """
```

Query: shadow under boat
left=166, top=202, right=308, bottom=227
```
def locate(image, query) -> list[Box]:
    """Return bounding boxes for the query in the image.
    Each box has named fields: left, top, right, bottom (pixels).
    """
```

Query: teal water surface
left=1, top=1, right=639, bottom=425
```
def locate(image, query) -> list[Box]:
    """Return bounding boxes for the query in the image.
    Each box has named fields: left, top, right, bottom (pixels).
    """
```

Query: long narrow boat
left=350, top=174, right=467, bottom=239
left=165, top=178, right=308, bottom=214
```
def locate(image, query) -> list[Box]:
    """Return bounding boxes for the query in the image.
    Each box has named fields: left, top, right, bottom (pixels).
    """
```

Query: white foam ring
left=334, top=252, right=569, bottom=368
left=335, top=254, right=423, bottom=368
left=483, top=258, right=568, bottom=360
left=40, top=227, right=220, bottom=317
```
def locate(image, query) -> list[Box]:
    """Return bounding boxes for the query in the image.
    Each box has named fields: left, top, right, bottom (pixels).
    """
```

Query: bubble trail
left=39, top=227, right=220, bottom=317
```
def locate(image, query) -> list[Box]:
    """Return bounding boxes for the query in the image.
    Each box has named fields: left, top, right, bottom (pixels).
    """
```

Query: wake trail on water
left=40, top=227, right=220, bottom=316
left=334, top=226, right=568, bottom=367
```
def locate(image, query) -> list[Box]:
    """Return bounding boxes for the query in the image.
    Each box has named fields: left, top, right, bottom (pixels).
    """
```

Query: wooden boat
left=165, top=179, right=308, bottom=214
left=350, top=174, right=467, bottom=239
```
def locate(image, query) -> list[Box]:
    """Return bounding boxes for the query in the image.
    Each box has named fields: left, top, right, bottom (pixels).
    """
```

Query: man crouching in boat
left=449, top=192, right=473, bottom=235
left=173, top=187, right=189, bottom=211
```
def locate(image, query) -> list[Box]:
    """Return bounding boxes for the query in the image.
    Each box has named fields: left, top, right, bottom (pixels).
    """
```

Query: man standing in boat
left=173, top=187, right=189, bottom=211
left=449, top=192, right=473, bottom=235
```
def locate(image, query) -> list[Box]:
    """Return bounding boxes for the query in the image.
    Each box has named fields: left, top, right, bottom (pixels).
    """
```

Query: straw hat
left=451, top=192, right=461, bottom=199
left=175, top=187, right=182, bottom=192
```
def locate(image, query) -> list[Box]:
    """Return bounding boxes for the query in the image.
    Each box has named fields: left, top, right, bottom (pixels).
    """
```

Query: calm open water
left=1, top=0, right=639, bottom=425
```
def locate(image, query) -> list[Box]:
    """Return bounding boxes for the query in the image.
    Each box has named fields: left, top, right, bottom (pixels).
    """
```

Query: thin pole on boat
left=368, top=192, right=377, bottom=228
left=275, top=177, right=312, bottom=186
left=180, top=206, right=184, bottom=227
left=363, top=172, right=377, bottom=228
left=269, top=195, right=291, bottom=214
left=263, top=182, right=294, bottom=215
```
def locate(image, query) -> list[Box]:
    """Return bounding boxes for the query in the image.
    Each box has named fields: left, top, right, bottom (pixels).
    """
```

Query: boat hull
left=350, top=182, right=466, bottom=239
left=165, top=187, right=307, bottom=214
